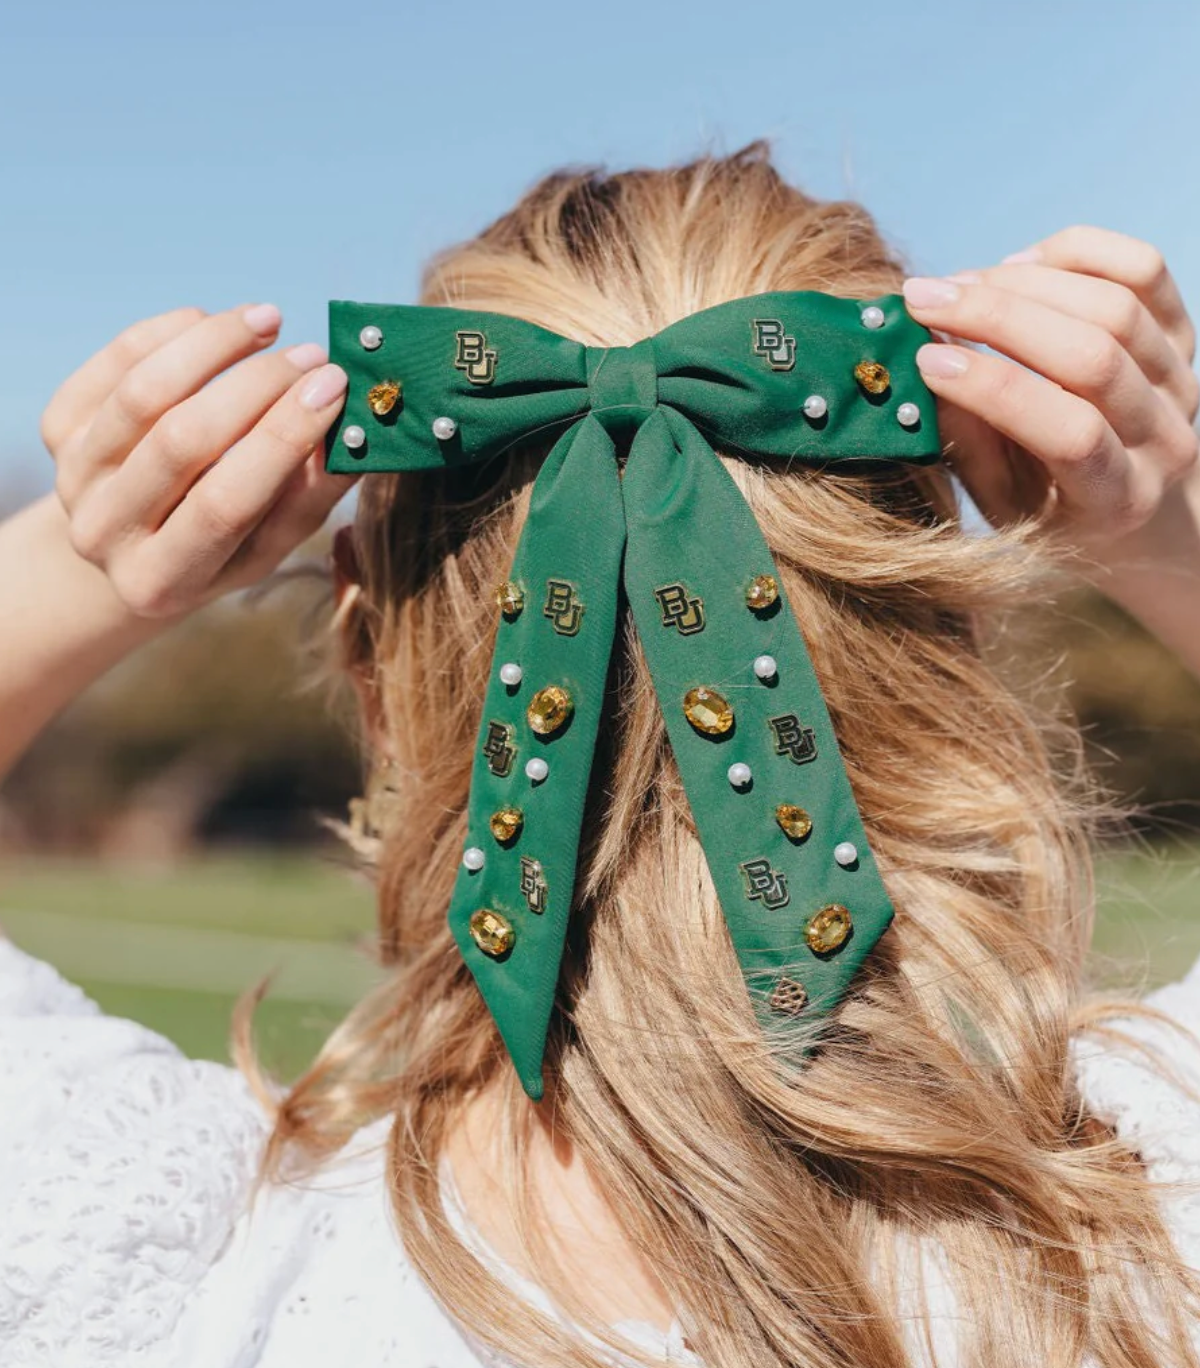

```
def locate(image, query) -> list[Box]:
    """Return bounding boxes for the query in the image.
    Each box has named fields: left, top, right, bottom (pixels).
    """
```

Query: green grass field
left=2, top=844, right=1198, bottom=1081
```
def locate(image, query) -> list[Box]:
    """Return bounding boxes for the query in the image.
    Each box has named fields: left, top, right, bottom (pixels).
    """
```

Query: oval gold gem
left=495, top=581, right=525, bottom=617
left=489, top=806, right=524, bottom=844
left=367, top=380, right=402, bottom=416
left=469, top=907, right=515, bottom=958
left=745, top=573, right=779, bottom=612
left=682, top=685, right=734, bottom=736
left=805, top=903, right=853, bottom=955
left=775, top=804, right=813, bottom=840
left=853, top=360, right=891, bottom=395
left=527, top=684, right=573, bottom=736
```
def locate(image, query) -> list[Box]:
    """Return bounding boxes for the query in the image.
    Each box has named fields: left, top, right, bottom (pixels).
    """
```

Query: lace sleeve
left=1074, top=954, right=1200, bottom=1282
left=0, top=938, right=268, bottom=1365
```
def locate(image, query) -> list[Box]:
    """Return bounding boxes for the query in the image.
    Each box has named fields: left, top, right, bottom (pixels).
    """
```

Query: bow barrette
left=326, top=291, right=941, bottom=1101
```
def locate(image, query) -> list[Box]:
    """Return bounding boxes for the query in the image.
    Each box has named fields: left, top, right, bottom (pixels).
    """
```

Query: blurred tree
left=1, top=562, right=362, bottom=856
left=1051, top=589, right=1200, bottom=830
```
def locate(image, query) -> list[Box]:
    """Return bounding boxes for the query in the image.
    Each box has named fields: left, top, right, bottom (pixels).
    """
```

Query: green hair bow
left=326, top=291, right=941, bottom=1101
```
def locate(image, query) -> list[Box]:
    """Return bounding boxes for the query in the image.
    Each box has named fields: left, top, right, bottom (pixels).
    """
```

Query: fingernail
left=916, top=343, right=971, bottom=378
left=243, top=303, right=283, bottom=336
left=947, top=270, right=983, bottom=285
left=285, top=342, right=328, bottom=371
left=300, top=364, right=348, bottom=409
left=1001, top=247, right=1041, bottom=265
left=903, top=277, right=961, bottom=309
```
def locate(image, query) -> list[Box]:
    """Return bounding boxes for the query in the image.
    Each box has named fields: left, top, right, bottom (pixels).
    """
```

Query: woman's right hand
left=43, top=303, right=355, bottom=619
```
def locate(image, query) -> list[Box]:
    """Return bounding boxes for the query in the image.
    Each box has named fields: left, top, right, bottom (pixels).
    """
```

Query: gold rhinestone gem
left=495, top=581, right=525, bottom=617
left=775, top=804, right=813, bottom=840
left=805, top=903, right=853, bottom=955
left=469, top=908, right=515, bottom=958
left=682, top=685, right=734, bottom=736
left=769, top=975, right=809, bottom=1016
left=745, top=573, right=779, bottom=612
left=489, top=806, right=524, bottom=844
left=854, top=360, right=891, bottom=395
left=527, top=684, right=574, bottom=736
left=367, top=380, right=402, bottom=416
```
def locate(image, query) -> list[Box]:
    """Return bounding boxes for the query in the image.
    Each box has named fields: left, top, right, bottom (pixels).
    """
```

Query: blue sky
left=2, top=0, right=1198, bottom=491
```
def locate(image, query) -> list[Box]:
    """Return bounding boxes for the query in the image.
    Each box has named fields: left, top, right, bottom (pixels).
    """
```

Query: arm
left=0, top=303, right=355, bottom=782
left=900, top=225, right=1200, bottom=678
left=0, top=494, right=173, bottom=777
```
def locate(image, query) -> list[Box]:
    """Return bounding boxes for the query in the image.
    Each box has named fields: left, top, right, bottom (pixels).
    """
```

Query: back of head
left=267, top=144, right=1200, bottom=1367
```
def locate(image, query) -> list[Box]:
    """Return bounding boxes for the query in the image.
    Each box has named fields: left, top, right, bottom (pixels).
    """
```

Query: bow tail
left=447, top=415, right=625, bottom=1101
left=622, top=408, right=895, bottom=1040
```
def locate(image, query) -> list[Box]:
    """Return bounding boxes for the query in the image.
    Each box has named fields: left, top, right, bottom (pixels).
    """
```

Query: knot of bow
left=327, top=290, right=940, bottom=1100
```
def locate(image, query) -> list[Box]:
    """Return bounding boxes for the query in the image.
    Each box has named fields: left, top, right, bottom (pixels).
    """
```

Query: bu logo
left=454, top=330, right=498, bottom=385
left=543, top=578, right=584, bottom=636
left=739, top=858, right=790, bottom=910
left=654, top=582, right=705, bottom=635
left=482, top=720, right=516, bottom=777
left=751, top=319, right=796, bottom=372
left=769, top=713, right=818, bottom=765
left=520, top=856, right=548, bottom=915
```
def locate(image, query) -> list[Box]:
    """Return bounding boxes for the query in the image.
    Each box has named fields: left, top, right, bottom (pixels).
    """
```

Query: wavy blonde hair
left=245, top=143, right=1200, bottom=1366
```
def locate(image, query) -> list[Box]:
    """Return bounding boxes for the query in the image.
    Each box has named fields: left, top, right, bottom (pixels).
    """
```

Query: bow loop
left=325, top=289, right=943, bottom=1101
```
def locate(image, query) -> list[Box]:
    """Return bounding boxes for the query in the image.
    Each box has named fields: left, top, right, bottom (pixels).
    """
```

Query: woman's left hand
left=902, top=225, right=1198, bottom=564
left=902, top=226, right=1200, bottom=678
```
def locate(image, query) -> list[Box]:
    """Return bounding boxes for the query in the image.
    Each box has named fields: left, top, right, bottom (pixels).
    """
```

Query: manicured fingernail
left=285, top=342, right=327, bottom=371
left=947, top=270, right=983, bottom=285
left=243, top=303, right=283, bottom=336
left=300, top=364, right=348, bottom=409
left=1001, top=247, right=1041, bottom=265
left=916, top=343, right=971, bottom=378
left=903, top=277, right=961, bottom=309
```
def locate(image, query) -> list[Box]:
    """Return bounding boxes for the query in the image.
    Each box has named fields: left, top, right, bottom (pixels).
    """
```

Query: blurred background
left=2, top=0, right=1198, bottom=1078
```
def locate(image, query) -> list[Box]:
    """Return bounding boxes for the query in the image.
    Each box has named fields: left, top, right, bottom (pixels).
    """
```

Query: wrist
left=1080, top=470, right=1200, bottom=675
left=0, top=494, right=180, bottom=777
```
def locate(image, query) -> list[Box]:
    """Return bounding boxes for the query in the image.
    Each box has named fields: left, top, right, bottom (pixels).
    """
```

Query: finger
left=111, top=364, right=349, bottom=616
left=951, top=263, right=1194, bottom=414
left=216, top=448, right=359, bottom=593
left=77, top=303, right=285, bottom=478
left=915, top=343, right=1153, bottom=534
left=903, top=277, right=1163, bottom=447
left=84, top=342, right=330, bottom=540
left=1008, top=225, right=1195, bottom=363
left=43, top=307, right=207, bottom=457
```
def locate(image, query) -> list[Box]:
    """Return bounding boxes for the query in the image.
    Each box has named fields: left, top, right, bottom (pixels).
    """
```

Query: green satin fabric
left=326, top=291, right=941, bottom=1100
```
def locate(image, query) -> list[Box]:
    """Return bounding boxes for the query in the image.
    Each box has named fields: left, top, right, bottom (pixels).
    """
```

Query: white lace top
left=2, top=936, right=1200, bottom=1367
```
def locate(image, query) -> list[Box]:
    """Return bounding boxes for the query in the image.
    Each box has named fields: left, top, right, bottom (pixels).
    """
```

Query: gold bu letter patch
left=739, top=858, right=790, bottom=910
left=543, top=578, right=584, bottom=636
left=654, top=582, right=705, bottom=635
left=454, top=330, right=498, bottom=385
left=751, top=319, right=796, bottom=371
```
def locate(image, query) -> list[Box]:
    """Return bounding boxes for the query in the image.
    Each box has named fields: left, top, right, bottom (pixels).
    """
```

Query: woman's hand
left=0, top=305, right=355, bottom=780
left=902, top=226, right=1200, bottom=676
left=43, top=302, right=355, bottom=618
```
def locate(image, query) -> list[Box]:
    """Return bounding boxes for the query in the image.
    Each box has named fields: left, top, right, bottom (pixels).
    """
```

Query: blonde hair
left=246, top=142, right=1200, bottom=1366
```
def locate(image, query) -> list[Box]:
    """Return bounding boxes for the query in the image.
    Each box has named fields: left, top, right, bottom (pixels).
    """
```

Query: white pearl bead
left=727, top=762, right=753, bottom=789
left=342, top=424, right=366, bottom=450
left=359, top=325, right=383, bottom=350
left=525, top=757, right=549, bottom=783
left=753, top=654, right=778, bottom=681
left=897, top=402, right=921, bottom=428
left=462, top=846, right=486, bottom=872
left=834, top=841, right=859, bottom=867
left=499, top=662, right=523, bottom=687
left=432, top=416, right=458, bottom=441
left=860, top=305, right=886, bottom=329
left=803, top=394, right=827, bottom=420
